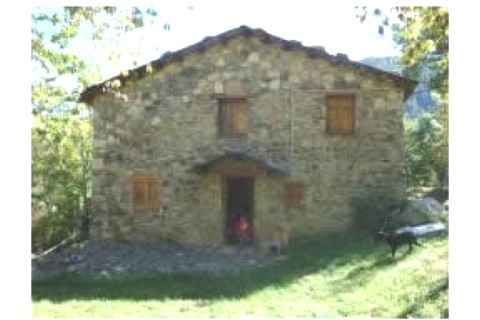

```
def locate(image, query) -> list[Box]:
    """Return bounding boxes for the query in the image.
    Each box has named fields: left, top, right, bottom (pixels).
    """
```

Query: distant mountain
left=360, top=56, right=403, bottom=75
left=359, top=56, right=438, bottom=118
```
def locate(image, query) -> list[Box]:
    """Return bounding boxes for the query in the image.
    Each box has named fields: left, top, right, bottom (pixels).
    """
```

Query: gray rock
left=31, top=240, right=276, bottom=279
left=396, top=222, right=447, bottom=237
left=399, top=197, right=446, bottom=226
left=100, top=270, right=111, bottom=278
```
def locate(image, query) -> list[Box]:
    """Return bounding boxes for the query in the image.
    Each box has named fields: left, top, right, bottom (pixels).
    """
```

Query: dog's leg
left=414, top=239, right=423, bottom=247
left=391, top=245, right=397, bottom=257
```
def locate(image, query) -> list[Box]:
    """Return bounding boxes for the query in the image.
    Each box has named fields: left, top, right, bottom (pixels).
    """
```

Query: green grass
left=32, top=232, right=448, bottom=318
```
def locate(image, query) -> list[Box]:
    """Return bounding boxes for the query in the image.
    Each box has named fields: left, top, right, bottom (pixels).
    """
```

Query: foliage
left=31, top=7, right=162, bottom=252
left=405, top=112, right=448, bottom=187
left=356, top=6, right=448, bottom=96
left=32, top=235, right=448, bottom=318
left=393, top=7, right=448, bottom=97
left=31, top=111, right=92, bottom=252
left=32, top=7, right=161, bottom=108
left=395, top=8, right=449, bottom=170
left=350, top=187, right=407, bottom=231
left=356, top=7, right=448, bottom=189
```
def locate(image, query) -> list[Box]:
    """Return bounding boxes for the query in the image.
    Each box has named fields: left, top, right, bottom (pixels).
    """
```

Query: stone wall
left=90, top=35, right=406, bottom=248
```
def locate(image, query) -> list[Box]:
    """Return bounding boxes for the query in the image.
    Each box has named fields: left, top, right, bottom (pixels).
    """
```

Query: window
left=285, top=182, right=306, bottom=211
left=218, top=98, right=248, bottom=136
left=326, top=94, right=355, bottom=135
left=131, top=174, right=160, bottom=213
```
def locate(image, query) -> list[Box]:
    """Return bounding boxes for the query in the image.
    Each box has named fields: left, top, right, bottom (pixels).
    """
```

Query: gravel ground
left=32, top=240, right=274, bottom=280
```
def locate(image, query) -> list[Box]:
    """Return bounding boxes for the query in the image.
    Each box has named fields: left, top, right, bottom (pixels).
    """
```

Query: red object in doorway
left=233, top=217, right=251, bottom=243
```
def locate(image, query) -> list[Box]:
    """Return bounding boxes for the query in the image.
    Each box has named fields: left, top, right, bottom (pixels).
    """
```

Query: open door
left=225, top=177, right=254, bottom=244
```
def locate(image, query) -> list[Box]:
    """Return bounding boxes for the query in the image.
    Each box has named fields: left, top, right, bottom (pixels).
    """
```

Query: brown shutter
left=326, top=95, right=355, bottom=135
left=229, top=99, right=247, bottom=134
left=339, top=96, right=354, bottom=134
left=326, top=96, right=339, bottom=134
left=148, top=179, right=160, bottom=211
left=286, top=183, right=306, bottom=211
left=218, top=98, right=247, bottom=135
left=131, top=175, right=160, bottom=213
left=132, top=178, right=147, bottom=213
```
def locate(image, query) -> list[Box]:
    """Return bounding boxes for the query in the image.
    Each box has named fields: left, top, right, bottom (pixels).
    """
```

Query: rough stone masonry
left=81, top=26, right=416, bottom=251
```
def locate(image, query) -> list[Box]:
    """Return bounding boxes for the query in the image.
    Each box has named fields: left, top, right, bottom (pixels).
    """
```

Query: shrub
left=350, top=187, right=407, bottom=231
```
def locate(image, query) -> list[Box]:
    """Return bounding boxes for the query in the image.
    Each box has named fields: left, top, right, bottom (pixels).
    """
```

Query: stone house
left=80, top=26, right=417, bottom=250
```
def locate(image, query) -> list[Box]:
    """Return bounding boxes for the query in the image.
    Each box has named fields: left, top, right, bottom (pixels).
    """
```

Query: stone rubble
left=32, top=240, right=273, bottom=280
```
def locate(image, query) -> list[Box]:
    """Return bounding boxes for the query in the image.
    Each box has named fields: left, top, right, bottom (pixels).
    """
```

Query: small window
left=286, top=182, right=306, bottom=211
left=131, top=174, right=160, bottom=213
left=218, top=98, right=248, bottom=136
left=326, top=94, right=355, bottom=135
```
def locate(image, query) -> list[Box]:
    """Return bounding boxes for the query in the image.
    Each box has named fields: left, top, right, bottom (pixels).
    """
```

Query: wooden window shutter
left=326, top=95, right=355, bottom=135
left=286, top=183, right=306, bottom=211
left=229, top=99, right=247, bottom=134
left=131, top=174, right=160, bottom=213
left=133, top=179, right=145, bottom=211
left=148, top=179, right=160, bottom=211
left=218, top=98, right=247, bottom=136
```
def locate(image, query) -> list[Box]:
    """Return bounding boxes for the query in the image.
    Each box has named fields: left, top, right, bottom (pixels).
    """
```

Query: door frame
left=222, top=175, right=255, bottom=245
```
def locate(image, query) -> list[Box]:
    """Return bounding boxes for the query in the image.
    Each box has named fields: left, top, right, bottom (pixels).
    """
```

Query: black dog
left=375, top=229, right=422, bottom=257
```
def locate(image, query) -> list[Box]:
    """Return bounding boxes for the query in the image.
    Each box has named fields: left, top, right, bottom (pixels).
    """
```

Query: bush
left=350, top=187, right=407, bottom=231
left=32, top=210, right=74, bottom=253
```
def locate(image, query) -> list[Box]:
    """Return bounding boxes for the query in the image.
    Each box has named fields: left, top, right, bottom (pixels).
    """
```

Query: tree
left=394, top=7, right=448, bottom=96
left=357, top=7, right=449, bottom=188
left=405, top=114, right=447, bottom=187
left=31, top=114, right=92, bottom=251
left=356, top=7, right=448, bottom=97
left=395, top=8, right=449, bottom=188
left=32, top=7, right=163, bottom=111
left=31, top=7, right=164, bottom=252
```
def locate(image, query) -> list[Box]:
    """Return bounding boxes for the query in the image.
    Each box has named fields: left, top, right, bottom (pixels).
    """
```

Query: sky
left=64, top=1, right=401, bottom=81
left=159, top=1, right=399, bottom=60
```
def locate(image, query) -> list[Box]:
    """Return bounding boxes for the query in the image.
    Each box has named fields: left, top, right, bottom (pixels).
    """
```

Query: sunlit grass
left=32, top=233, right=448, bottom=318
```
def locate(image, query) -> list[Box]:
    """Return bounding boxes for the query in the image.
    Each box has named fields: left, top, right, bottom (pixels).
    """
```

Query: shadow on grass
left=397, top=277, right=449, bottom=318
left=326, top=244, right=414, bottom=294
left=31, top=232, right=442, bottom=303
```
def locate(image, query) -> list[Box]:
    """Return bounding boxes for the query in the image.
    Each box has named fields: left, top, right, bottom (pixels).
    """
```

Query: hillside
left=359, top=56, right=438, bottom=118
left=32, top=234, right=448, bottom=318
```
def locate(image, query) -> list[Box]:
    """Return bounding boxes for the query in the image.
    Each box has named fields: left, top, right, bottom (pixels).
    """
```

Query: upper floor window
left=326, top=94, right=356, bottom=135
left=218, top=97, right=248, bottom=136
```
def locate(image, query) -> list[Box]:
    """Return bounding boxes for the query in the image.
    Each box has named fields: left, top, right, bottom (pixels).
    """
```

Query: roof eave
left=192, top=151, right=289, bottom=175
left=79, top=25, right=419, bottom=105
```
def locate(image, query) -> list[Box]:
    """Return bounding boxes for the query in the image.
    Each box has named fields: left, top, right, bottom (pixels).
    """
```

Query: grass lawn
left=32, top=232, right=448, bottom=318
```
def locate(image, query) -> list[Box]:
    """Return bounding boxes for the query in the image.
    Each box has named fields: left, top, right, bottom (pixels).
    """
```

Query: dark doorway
left=225, top=177, right=254, bottom=244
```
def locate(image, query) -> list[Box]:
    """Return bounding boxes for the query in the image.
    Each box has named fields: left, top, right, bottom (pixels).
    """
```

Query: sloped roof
left=193, top=150, right=289, bottom=175
left=79, top=25, right=417, bottom=105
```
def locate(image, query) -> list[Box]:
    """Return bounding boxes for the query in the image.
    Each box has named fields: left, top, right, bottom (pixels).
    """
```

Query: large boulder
left=398, top=197, right=446, bottom=226
left=424, top=187, right=449, bottom=204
